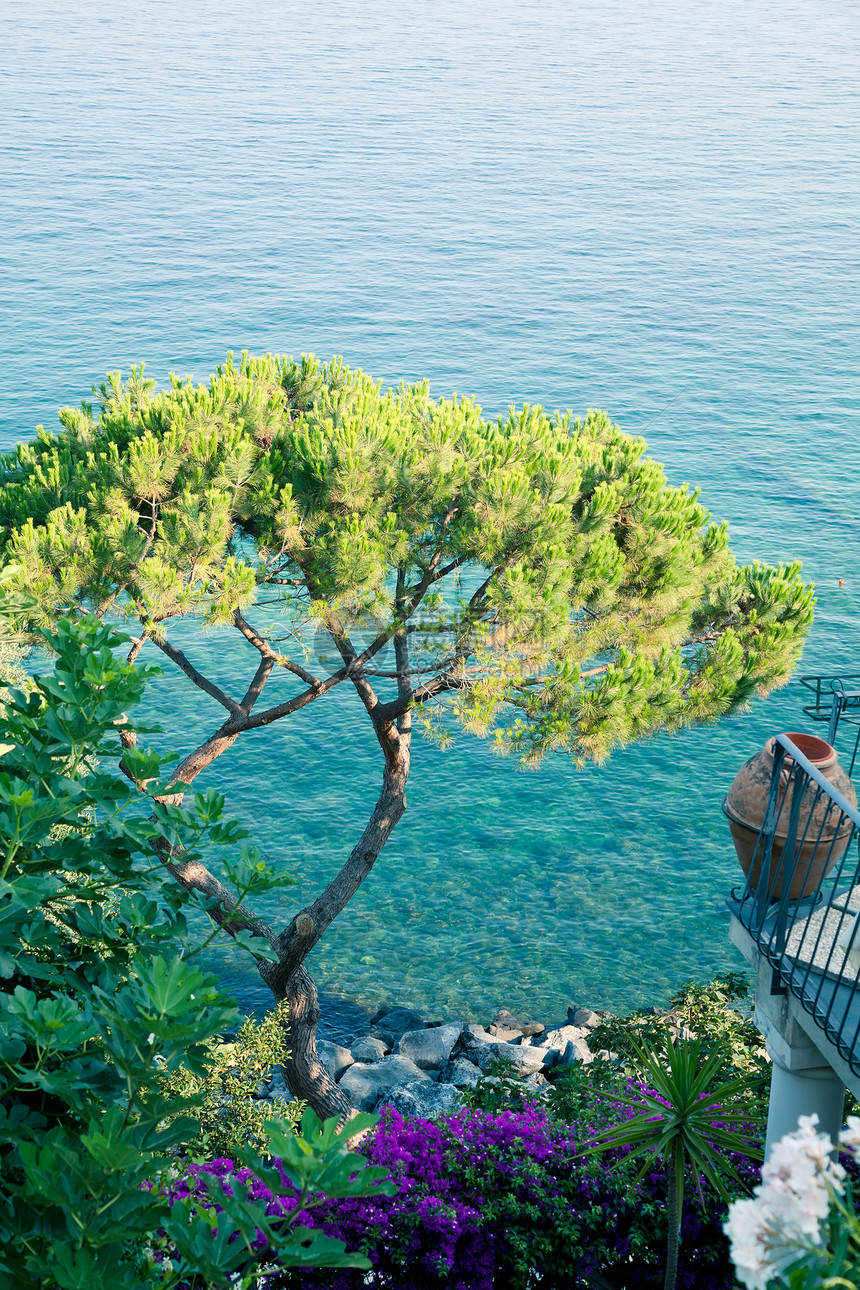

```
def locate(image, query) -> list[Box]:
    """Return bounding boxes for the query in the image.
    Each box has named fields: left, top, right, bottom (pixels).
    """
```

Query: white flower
left=726, top=1114, right=844, bottom=1289
left=724, top=1196, right=784, bottom=1290
left=841, top=1116, right=860, bottom=1150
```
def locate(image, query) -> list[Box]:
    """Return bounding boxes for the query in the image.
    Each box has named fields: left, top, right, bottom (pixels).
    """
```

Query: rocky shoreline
left=260, top=1002, right=613, bottom=1116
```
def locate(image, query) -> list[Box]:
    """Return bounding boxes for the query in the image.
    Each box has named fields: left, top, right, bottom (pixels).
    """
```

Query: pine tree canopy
left=0, top=352, right=813, bottom=768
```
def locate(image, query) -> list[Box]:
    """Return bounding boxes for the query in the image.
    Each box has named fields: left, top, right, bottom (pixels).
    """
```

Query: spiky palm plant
left=585, top=1034, right=764, bottom=1290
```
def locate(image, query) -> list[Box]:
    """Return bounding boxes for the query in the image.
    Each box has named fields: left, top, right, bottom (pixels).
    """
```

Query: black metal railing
left=727, top=734, right=860, bottom=1076
left=799, top=674, right=860, bottom=775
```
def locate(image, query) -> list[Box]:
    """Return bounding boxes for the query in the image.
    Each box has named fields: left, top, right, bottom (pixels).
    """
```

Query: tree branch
left=362, top=656, right=458, bottom=678
left=239, top=654, right=275, bottom=713
left=165, top=853, right=278, bottom=948
left=430, top=554, right=466, bottom=584
left=394, top=568, right=412, bottom=736
left=411, top=671, right=471, bottom=703
left=239, top=671, right=345, bottom=732
left=151, top=636, right=243, bottom=717
left=232, top=610, right=322, bottom=688
left=266, top=723, right=410, bottom=982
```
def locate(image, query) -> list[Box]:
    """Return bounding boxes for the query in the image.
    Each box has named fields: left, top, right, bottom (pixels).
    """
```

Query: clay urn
left=723, top=732, right=857, bottom=900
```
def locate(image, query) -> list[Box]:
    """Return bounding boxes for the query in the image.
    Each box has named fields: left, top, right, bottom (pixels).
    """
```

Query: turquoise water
left=2, top=0, right=859, bottom=1033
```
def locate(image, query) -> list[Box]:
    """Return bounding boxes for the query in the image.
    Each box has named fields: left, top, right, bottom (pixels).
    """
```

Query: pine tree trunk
left=125, top=629, right=413, bottom=1123
left=259, top=722, right=411, bottom=1120
left=273, top=963, right=353, bottom=1121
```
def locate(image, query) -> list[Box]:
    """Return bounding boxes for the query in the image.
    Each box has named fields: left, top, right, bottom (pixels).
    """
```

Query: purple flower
left=156, top=1092, right=760, bottom=1289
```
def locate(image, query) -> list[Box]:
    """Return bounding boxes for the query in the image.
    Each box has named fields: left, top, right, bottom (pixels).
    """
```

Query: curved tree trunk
left=134, top=722, right=410, bottom=1121
left=120, top=615, right=414, bottom=1122
left=265, top=962, right=353, bottom=1120
left=260, top=723, right=410, bottom=1117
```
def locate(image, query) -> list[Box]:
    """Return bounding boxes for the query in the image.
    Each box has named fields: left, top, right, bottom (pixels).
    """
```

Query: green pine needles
left=0, top=352, right=812, bottom=767
left=0, top=352, right=814, bottom=1115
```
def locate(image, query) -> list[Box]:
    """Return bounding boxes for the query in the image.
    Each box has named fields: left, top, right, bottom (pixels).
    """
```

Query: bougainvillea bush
left=162, top=1099, right=761, bottom=1289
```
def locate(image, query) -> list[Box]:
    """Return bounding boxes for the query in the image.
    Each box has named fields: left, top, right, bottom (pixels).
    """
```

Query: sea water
left=2, top=0, right=858, bottom=1037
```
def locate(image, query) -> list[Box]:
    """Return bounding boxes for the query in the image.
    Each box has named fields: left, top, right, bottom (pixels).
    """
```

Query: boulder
left=339, top=1056, right=430, bottom=1112
left=397, top=1023, right=462, bottom=1070
left=473, top=1041, right=546, bottom=1076
left=521, top=1070, right=552, bottom=1095
left=369, top=1006, right=427, bottom=1037
left=317, top=1039, right=354, bottom=1083
left=381, top=1081, right=462, bottom=1118
left=487, top=1025, right=524, bottom=1042
left=457, top=1023, right=508, bottom=1051
left=489, top=1008, right=545, bottom=1038
left=268, top=1066, right=293, bottom=1102
left=368, top=1027, right=397, bottom=1050
left=350, top=1035, right=388, bottom=1064
left=443, top=1057, right=481, bottom=1088
left=534, top=1024, right=588, bottom=1051
left=558, top=1037, right=594, bottom=1067
left=567, top=1006, right=602, bottom=1029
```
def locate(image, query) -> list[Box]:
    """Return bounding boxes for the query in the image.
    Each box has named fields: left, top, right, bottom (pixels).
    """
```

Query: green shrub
left=160, top=1000, right=304, bottom=1159
left=0, top=606, right=391, bottom=1288
left=586, top=972, right=769, bottom=1110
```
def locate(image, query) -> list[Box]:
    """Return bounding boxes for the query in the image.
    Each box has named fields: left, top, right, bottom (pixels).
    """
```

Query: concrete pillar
left=765, top=1056, right=845, bottom=1161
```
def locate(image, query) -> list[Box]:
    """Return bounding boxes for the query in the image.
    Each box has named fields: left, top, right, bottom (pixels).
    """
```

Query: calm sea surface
left=2, top=0, right=859, bottom=1038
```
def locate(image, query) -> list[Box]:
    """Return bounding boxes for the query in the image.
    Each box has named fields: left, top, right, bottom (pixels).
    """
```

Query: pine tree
left=0, top=352, right=814, bottom=1116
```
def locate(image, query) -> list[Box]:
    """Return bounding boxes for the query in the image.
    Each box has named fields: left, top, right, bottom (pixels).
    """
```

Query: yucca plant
left=584, top=1035, right=765, bottom=1290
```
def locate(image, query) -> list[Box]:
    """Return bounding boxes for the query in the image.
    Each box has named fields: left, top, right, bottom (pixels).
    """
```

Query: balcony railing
left=799, top=673, right=860, bottom=775
left=726, top=734, right=860, bottom=1078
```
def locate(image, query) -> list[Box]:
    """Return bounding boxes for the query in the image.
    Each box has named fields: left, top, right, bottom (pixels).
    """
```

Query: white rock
left=534, top=1024, right=588, bottom=1051
left=559, top=1037, right=594, bottom=1066
left=382, top=1081, right=462, bottom=1117
left=568, top=1006, right=602, bottom=1029
left=350, top=1035, right=388, bottom=1064
left=317, top=1039, right=354, bottom=1082
left=487, top=1025, right=523, bottom=1042
left=339, top=1056, right=431, bottom=1112
left=458, top=1023, right=510, bottom=1050
left=473, top=1041, right=546, bottom=1075
left=397, top=1023, right=462, bottom=1070
left=444, top=1057, right=481, bottom=1088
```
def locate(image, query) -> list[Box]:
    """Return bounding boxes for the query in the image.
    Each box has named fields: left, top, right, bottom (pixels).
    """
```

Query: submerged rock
left=370, top=1006, right=427, bottom=1037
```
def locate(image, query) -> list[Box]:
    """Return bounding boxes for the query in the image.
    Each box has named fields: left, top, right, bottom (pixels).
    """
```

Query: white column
left=765, top=1054, right=845, bottom=1160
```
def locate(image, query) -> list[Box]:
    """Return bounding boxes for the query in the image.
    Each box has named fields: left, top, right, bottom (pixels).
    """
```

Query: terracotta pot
left=723, top=732, right=857, bottom=900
